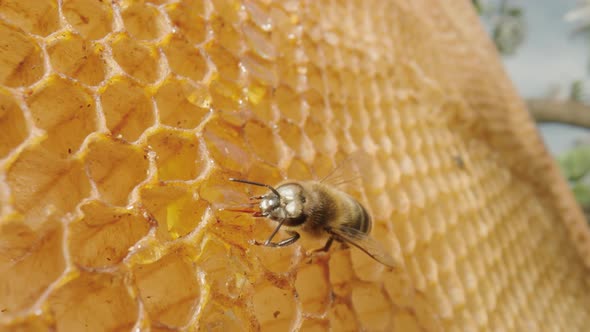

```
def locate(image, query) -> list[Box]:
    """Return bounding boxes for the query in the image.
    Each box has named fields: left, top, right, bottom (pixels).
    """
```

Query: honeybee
left=229, top=178, right=397, bottom=268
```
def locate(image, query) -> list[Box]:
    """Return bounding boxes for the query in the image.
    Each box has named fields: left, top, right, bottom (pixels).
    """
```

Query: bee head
left=260, top=183, right=305, bottom=222
left=229, top=178, right=307, bottom=225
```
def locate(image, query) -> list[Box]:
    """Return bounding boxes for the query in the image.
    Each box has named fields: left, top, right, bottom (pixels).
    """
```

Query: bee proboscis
left=229, top=178, right=397, bottom=268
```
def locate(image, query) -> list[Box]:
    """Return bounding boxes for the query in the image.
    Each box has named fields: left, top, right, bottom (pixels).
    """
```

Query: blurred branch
left=527, top=98, right=590, bottom=128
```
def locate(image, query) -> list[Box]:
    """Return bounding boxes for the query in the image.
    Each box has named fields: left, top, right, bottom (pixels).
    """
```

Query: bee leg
left=306, top=237, right=335, bottom=256
left=267, top=231, right=300, bottom=247
left=253, top=219, right=300, bottom=247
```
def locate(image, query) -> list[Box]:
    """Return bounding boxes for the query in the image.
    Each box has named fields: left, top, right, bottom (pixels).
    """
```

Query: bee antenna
left=229, top=178, right=281, bottom=197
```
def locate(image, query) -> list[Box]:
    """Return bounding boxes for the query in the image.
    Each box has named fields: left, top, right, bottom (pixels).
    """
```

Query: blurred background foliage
left=475, top=0, right=590, bottom=220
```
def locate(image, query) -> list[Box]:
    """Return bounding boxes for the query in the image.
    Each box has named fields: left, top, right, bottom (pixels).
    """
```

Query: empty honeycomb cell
left=121, top=3, right=165, bottom=41
left=198, top=301, right=253, bottom=331
left=286, top=157, right=314, bottom=181
left=62, top=0, right=112, bottom=40
left=249, top=234, right=299, bottom=273
left=242, top=52, right=279, bottom=87
left=274, top=85, right=305, bottom=123
left=0, top=314, right=54, bottom=332
left=302, top=118, right=336, bottom=155
left=101, top=77, right=155, bottom=142
left=328, top=303, right=359, bottom=332
left=146, top=129, right=204, bottom=181
left=48, top=272, right=138, bottom=331
left=166, top=1, right=207, bottom=45
left=68, top=201, right=152, bottom=268
left=210, top=77, right=243, bottom=112
left=163, top=35, right=207, bottom=82
left=300, top=318, right=330, bottom=331
left=247, top=83, right=274, bottom=122
left=246, top=160, right=283, bottom=185
left=111, top=33, right=160, bottom=83
left=155, top=77, right=209, bottom=129
left=328, top=250, right=354, bottom=297
left=202, top=117, right=253, bottom=173
left=46, top=32, right=106, bottom=86
left=351, top=283, right=392, bottom=331
left=27, top=75, right=96, bottom=157
left=0, top=0, right=59, bottom=36
left=0, top=22, right=44, bottom=87
left=392, top=310, right=424, bottom=332
left=252, top=284, right=296, bottom=331
left=133, top=249, right=200, bottom=327
left=140, top=184, right=208, bottom=240
left=6, top=145, right=90, bottom=225
left=277, top=58, right=301, bottom=91
left=210, top=16, right=243, bottom=56
left=196, top=235, right=253, bottom=299
left=243, top=120, right=282, bottom=165
left=205, top=41, right=242, bottom=83
left=242, top=23, right=277, bottom=61
left=294, top=264, right=330, bottom=314
left=0, top=89, right=28, bottom=158
left=0, top=219, right=65, bottom=313
left=85, top=135, right=149, bottom=206
left=244, top=0, right=271, bottom=30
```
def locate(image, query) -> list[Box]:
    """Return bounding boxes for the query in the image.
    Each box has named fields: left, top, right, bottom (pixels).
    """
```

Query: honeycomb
left=1, top=0, right=590, bottom=331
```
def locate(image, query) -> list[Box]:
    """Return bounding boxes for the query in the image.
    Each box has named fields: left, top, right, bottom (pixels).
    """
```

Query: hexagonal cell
left=243, top=120, right=282, bottom=166
left=111, top=33, right=160, bottom=83
left=0, top=22, right=44, bottom=87
left=0, top=313, right=55, bottom=332
left=69, top=201, right=152, bottom=268
left=48, top=272, right=138, bottom=331
left=166, top=0, right=207, bottom=44
left=274, top=85, right=304, bottom=123
left=146, top=129, right=205, bottom=181
left=241, top=52, right=278, bottom=87
left=121, top=2, right=166, bottom=40
left=0, top=218, right=65, bottom=313
left=286, top=158, right=314, bottom=181
left=0, top=89, right=28, bottom=159
left=6, top=144, right=91, bottom=225
left=0, top=0, right=60, bottom=36
left=140, top=183, right=208, bottom=240
left=246, top=83, right=274, bottom=122
left=198, top=301, right=253, bottom=331
left=27, top=76, right=97, bottom=157
left=252, top=284, right=296, bottom=331
left=47, top=32, right=106, bottom=86
left=351, top=283, right=393, bottom=331
left=300, top=319, right=330, bottom=331
left=100, top=77, right=155, bottom=142
left=133, top=248, right=200, bottom=327
left=328, top=303, right=359, bottom=332
left=196, top=235, right=253, bottom=299
left=209, top=16, right=242, bottom=55
left=162, top=35, right=207, bottom=82
left=277, top=119, right=314, bottom=160
left=295, top=264, right=330, bottom=314
left=85, top=135, right=149, bottom=206
left=202, top=117, right=253, bottom=173
left=62, top=0, right=113, bottom=40
left=205, top=41, right=242, bottom=83
left=155, top=77, right=209, bottom=129
left=209, top=77, right=243, bottom=112
left=328, top=249, right=354, bottom=297
left=392, top=310, right=423, bottom=332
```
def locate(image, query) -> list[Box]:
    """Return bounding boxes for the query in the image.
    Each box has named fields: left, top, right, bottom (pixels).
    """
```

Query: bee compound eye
left=285, top=201, right=301, bottom=216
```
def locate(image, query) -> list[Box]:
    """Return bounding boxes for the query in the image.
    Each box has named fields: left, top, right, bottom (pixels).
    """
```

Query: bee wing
left=327, top=226, right=398, bottom=269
